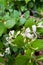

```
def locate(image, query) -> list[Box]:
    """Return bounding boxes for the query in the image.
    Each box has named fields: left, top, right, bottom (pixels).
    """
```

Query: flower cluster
left=21, top=25, right=37, bottom=40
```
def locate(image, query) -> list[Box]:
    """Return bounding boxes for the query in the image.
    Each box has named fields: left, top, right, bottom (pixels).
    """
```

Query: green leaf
left=25, top=49, right=34, bottom=59
left=0, top=57, right=4, bottom=63
left=14, top=35, right=24, bottom=48
left=0, top=22, right=6, bottom=36
left=0, top=41, right=4, bottom=50
left=36, top=55, right=43, bottom=61
left=3, top=12, right=11, bottom=20
left=33, top=0, right=35, bottom=2
left=24, top=18, right=35, bottom=28
left=20, top=6, right=27, bottom=12
left=10, top=45, right=18, bottom=52
left=31, top=39, right=43, bottom=51
left=5, top=19, right=16, bottom=29
left=24, top=11, right=30, bottom=19
left=25, top=0, right=30, bottom=4
left=27, top=60, right=34, bottom=65
left=29, top=2, right=34, bottom=8
left=13, top=10, right=21, bottom=21
left=19, top=18, right=26, bottom=26
left=0, top=0, right=6, bottom=8
left=15, top=54, right=28, bottom=65
left=37, top=28, right=43, bottom=33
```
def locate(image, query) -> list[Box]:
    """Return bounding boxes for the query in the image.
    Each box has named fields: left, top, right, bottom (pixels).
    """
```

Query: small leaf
left=24, top=18, right=35, bottom=28
left=0, top=22, right=6, bottom=36
left=19, top=18, right=26, bottom=26
left=0, top=41, right=4, bottom=50
left=25, top=0, right=30, bottom=4
left=29, top=2, right=34, bottom=8
left=24, top=11, right=30, bottom=19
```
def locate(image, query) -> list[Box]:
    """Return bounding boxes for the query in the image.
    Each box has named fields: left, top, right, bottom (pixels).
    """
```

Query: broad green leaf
left=0, top=22, right=6, bottom=36
left=14, top=35, right=24, bottom=48
left=31, top=39, right=43, bottom=51
left=12, top=10, right=21, bottom=21
left=4, top=19, right=16, bottom=29
left=24, top=18, right=35, bottom=28
left=25, top=0, right=30, bottom=4
left=15, top=54, right=28, bottom=65
left=24, top=11, right=30, bottom=19
left=19, top=18, right=26, bottom=26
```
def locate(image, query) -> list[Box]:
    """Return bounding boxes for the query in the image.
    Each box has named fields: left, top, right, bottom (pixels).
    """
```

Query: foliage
left=0, top=0, right=43, bottom=65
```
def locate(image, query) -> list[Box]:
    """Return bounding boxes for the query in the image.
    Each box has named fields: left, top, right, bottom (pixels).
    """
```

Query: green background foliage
left=0, top=0, right=43, bottom=65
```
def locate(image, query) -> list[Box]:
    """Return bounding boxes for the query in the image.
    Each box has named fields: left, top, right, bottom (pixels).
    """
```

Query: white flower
left=24, top=27, right=34, bottom=39
left=32, top=25, right=36, bottom=33
left=0, top=53, right=4, bottom=57
left=9, top=30, right=14, bottom=40
left=9, top=30, right=14, bottom=37
left=5, top=47, right=10, bottom=54
left=25, top=27, right=31, bottom=33
left=37, top=22, right=43, bottom=28
left=21, top=26, right=37, bottom=39
left=25, top=33, right=34, bottom=39
left=6, top=37, right=9, bottom=41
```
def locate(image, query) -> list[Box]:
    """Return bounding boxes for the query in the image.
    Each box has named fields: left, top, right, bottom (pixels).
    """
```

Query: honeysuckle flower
left=5, top=47, right=11, bottom=54
left=21, top=27, right=34, bottom=39
left=6, top=37, right=9, bottom=41
left=9, top=30, right=14, bottom=37
left=0, top=53, right=4, bottom=57
left=25, top=27, right=31, bottom=33
left=5, top=30, right=14, bottom=46
left=21, top=25, right=37, bottom=40
left=25, top=33, right=34, bottom=39
left=37, top=22, right=43, bottom=28
left=32, top=25, right=36, bottom=33
left=8, top=30, right=15, bottom=40
left=5, top=36, right=11, bottom=46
